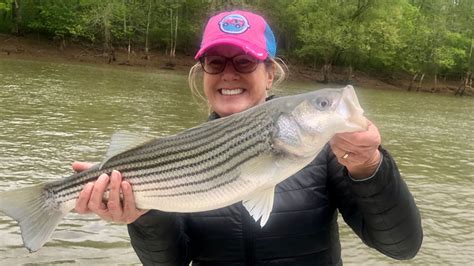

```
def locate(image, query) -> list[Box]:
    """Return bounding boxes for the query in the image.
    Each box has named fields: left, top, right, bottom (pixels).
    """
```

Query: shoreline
left=1, top=34, right=468, bottom=96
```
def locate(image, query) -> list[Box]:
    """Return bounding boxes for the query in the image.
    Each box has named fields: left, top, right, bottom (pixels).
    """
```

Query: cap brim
left=194, top=38, right=268, bottom=60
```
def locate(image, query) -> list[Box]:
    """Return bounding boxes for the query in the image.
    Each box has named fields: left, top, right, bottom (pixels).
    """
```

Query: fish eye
left=315, top=97, right=330, bottom=110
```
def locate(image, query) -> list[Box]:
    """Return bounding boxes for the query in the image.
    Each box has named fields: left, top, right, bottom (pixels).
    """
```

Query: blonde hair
left=188, top=57, right=288, bottom=112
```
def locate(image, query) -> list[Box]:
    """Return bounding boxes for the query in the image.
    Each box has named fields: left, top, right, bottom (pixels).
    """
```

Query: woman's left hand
left=329, top=119, right=382, bottom=179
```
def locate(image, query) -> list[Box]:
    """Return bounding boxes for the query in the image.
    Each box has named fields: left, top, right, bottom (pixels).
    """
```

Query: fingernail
left=99, top=173, right=109, bottom=181
left=121, top=181, right=130, bottom=190
left=112, top=170, right=121, bottom=181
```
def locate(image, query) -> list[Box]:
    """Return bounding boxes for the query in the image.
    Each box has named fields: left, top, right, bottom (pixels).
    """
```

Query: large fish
left=0, top=85, right=367, bottom=252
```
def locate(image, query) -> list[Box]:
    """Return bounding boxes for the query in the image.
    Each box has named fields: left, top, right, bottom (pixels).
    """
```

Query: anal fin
left=242, top=186, right=276, bottom=227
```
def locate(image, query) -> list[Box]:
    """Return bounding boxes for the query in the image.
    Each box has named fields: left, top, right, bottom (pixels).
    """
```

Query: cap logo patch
left=219, top=14, right=249, bottom=34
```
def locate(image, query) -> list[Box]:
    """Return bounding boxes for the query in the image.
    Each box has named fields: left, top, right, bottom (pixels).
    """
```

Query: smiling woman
left=200, top=45, right=274, bottom=117
left=126, top=10, right=422, bottom=265
left=68, top=9, right=422, bottom=265
left=189, top=46, right=287, bottom=115
left=1, top=55, right=472, bottom=265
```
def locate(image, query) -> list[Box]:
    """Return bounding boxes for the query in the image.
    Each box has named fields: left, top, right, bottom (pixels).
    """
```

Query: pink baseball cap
left=194, top=10, right=276, bottom=60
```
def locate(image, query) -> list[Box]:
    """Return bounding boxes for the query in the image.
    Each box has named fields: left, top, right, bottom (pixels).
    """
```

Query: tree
left=26, top=1, right=80, bottom=49
left=0, top=0, right=471, bottom=85
left=11, top=0, right=20, bottom=35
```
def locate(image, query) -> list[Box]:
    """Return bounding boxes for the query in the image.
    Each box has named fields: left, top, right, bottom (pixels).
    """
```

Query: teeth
left=221, top=88, right=244, bottom=95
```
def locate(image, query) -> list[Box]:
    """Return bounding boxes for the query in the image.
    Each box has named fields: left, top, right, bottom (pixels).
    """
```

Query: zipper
left=241, top=203, right=256, bottom=265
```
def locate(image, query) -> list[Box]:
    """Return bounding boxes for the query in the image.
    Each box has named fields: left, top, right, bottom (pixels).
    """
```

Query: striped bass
left=0, top=85, right=367, bottom=252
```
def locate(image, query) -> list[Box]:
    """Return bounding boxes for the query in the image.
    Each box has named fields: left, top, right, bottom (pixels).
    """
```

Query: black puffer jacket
left=128, top=114, right=423, bottom=266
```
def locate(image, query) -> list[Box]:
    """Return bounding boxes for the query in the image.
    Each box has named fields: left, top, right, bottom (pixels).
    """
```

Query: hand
left=329, top=119, right=382, bottom=179
left=73, top=161, right=148, bottom=224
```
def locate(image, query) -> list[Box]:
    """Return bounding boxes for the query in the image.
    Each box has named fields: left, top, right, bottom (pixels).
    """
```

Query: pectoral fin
left=243, top=186, right=276, bottom=227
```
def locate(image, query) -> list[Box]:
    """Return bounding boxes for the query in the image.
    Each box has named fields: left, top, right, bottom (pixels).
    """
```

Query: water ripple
left=1, top=59, right=473, bottom=264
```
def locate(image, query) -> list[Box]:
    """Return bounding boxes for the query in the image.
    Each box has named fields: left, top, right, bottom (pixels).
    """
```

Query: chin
left=216, top=104, right=249, bottom=117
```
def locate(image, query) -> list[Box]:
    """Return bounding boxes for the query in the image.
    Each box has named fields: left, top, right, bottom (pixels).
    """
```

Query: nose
left=221, top=61, right=239, bottom=80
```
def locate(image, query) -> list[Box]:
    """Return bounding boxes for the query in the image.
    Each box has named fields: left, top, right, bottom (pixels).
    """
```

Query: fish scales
left=125, top=113, right=272, bottom=188
left=112, top=110, right=270, bottom=179
left=103, top=109, right=269, bottom=169
left=105, top=107, right=266, bottom=164
left=50, top=108, right=272, bottom=203
left=131, top=137, right=269, bottom=196
left=0, top=85, right=368, bottom=252
left=48, top=109, right=269, bottom=197
left=132, top=147, right=265, bottom=197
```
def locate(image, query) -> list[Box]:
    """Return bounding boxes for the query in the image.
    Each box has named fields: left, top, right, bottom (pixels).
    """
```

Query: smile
left=220, top=88, right=244, bottom=95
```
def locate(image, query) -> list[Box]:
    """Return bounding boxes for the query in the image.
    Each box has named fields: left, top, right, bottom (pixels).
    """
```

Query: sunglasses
left=199, top=54, right=263, bottom=74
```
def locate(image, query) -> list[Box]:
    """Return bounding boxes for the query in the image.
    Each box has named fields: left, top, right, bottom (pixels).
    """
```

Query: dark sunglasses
left=199, top=54, right=263, bottom=74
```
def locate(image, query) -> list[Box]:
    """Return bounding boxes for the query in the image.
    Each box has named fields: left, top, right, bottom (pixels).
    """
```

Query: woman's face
left=202, top=45, right=275, bottom=117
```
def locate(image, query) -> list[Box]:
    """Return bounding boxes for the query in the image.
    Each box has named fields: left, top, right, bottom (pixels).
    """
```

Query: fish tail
left=0, top=184, right=67, bottom=252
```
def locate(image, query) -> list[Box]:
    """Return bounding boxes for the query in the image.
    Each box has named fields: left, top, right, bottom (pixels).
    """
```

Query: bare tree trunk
left=123, top=0, right=130, bottom=64
left=169, top=9, right=173, bottom=56
left=102, top=3, right=115, bottom=63
left=408, top=72, right=418, bottom=91
left=127, top=38, right=131, bottom=63
left=346, top=65, right=353, bottom=82
left=144, top=0, right=152, bottom=59
left=168, top=8, right=178, bottom=58
left=123, top=0, right=126, bottom=33
left=321, top=62, right=332, bottom=84
left=417, top=73, right=425, bottom=91
left=12, top=0, right=21, bottom=35
left=456, top=72, right=472, bottom=96
left=469, top=73, right=473, bottom=89
left=172, top=13, right=178, bottom=57
left=433, top=73, right=438, bottom=92
left=468, top=37, right=473, bottom=73
left=103, top=5, right=111, bottom=53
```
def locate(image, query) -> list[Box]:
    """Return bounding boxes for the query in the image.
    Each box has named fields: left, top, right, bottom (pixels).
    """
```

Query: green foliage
left=0, top=0, right=471, bottom=78
left=0, top=0, right=13, bottom=32
left=26, top=1, right=79, bottom=39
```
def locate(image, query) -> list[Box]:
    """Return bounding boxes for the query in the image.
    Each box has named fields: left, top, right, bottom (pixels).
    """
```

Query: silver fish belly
left=0, top=85, right=368, bottom=252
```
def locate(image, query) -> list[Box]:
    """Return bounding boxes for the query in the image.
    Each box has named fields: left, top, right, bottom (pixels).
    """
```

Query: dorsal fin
left=99, top=130, right=154, bottom=169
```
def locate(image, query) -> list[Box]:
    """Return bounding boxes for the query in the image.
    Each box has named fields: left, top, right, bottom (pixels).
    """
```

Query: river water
left=0, top=58, right=472, bottom=265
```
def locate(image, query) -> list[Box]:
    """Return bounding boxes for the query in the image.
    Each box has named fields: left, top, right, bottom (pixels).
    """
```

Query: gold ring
left=342, top=152, right=350, bottom=159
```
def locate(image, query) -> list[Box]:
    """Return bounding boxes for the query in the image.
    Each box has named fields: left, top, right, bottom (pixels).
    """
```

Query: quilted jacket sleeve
left=127, top=210, right=188, bottom=265
left=328, top=146, right=423, bottom=260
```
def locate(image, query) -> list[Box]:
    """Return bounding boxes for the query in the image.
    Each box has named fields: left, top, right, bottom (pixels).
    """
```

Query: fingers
left=329, top=140, right=345, bottom=158
left=335, top=123, right=381, bottom=147
left=72, top=161, right=95, bottom=173
left=122, top=181, right=149, bottom=224
left=121, top=181, right=135, bottom=219
left=88, top=174, right=111, bottom=219
left=75, top=170, right=147, bottom=224
left=75, top=182, right=94, bottom=214
left=330, top=119, right=383, bottom=178
left=107, top=170, right=124, bottom=220
left=330, top=120, right=381, bottom=167
left=330, top=141, right=359, bottom=165
left=331, top=122, right=381, bottom=153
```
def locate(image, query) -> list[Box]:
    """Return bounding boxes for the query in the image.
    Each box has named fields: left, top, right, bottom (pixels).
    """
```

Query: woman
left=74, top=10, right=422, bottom=265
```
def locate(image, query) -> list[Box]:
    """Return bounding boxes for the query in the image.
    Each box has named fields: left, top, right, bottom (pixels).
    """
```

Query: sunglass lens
left=203, top=56, right=226, bottom=74
left=233, top=55, right=258, bottom=73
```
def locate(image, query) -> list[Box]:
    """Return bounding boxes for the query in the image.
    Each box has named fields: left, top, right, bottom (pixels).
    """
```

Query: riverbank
left=1, top=34, right=468, bottom=96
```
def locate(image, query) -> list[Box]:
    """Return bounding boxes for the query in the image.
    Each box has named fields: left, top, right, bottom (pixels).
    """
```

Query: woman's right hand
left=73, top=161, right=148, bottom=224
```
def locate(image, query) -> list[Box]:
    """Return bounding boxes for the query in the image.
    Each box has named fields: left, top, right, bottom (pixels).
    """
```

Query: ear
left=266, top=63, right=276, bottom=90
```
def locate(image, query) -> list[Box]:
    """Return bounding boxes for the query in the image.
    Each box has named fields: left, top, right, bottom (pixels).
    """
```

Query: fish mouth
left=337, top=85, right=368, bottom=131
left=219, top=88, right=245, bottom=96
